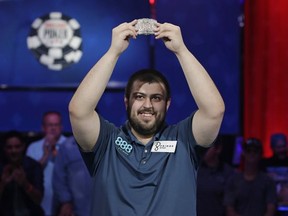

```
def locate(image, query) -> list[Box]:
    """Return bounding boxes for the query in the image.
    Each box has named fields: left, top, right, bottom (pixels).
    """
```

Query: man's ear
left=166, top=98, right=171, bottom=111
left=124, top=97, right=128, bottom=110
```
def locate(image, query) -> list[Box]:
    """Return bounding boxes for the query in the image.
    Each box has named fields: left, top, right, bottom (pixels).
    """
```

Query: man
left=224, top=138, right=277, bottom=216
left=69, top=20, right=225, bottom=216
left=197, top=139, right=234, bottom=216
left=0, top=131, right=44, bottom=216
left=52, top=136, right=92, bottom=216
left=262, top=133, right=288, bottom=206
left=263, top=133, right=288, bottom=168
left=26, top=111, right=67, bottom=216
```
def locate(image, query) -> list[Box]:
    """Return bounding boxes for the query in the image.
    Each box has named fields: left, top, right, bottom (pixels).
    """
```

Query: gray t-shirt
left=197, top=161, right=234, bottom=216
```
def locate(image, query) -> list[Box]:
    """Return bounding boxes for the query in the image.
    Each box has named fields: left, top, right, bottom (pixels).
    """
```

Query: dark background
left=0, top=0, right=242, bottom=137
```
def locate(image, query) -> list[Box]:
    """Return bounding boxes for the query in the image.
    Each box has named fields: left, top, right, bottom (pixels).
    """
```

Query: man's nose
left=11, top=147, right=18, bottom=153
left=143, top=98, right=152, bottom=108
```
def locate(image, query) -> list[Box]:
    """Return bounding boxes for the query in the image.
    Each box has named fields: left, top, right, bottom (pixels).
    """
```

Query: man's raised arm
left=69, top=20, right=137, bottom=151
left=155, top=22, right=225, bottom=147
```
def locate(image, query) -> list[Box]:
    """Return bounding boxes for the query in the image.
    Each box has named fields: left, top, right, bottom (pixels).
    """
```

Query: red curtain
left=243, top=0, right=288, bottom=158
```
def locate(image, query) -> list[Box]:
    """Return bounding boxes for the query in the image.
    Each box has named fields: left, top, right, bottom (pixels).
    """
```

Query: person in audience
left=263, top=133, right=288, bottom=168
left=0, top=130, right=44, bottom=216
left=197, top=138, right=235, bottom=216
left=52, top=136, right=92, bottom=216
left=224, top=138, right=277, bottom=216
left=26, top=111, right=67, bottom=216
left=262, top=133, right=288, bottom=207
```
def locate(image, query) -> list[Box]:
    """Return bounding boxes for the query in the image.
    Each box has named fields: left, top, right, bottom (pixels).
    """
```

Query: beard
left=127, top=106, right=166, bottom=137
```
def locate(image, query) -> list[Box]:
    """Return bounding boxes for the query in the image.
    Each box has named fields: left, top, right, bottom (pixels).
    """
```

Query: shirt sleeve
left=176, top=113, right=207, bottom=168
left=79, top=115, right=118, bottom=177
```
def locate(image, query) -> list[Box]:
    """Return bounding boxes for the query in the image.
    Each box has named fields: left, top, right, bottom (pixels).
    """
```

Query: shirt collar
left=121, top=121, right=168, bottom=145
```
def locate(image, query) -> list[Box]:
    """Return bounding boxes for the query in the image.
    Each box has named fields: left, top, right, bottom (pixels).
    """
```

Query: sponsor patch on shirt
left=115, top=137, right=133, bottom=155
left=151, top=141, right=177, bottom=153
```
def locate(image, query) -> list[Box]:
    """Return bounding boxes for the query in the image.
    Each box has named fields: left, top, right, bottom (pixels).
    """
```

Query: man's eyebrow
left=132, top=92, right=164, bottom=96
left=131, top=92, right=144, bottom=97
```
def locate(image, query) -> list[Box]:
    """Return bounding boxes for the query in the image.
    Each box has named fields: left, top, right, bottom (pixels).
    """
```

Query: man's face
left=125, top=82, right=170, bottom=137
left=203, top=145, right=222, bottom=162
left=244, top=147, right=262, bottom=163
left=273, top=140, right=287, bottom=159
left=42, top=113, right=62, bottom=139
left=4, top=137, right=25, bottom=165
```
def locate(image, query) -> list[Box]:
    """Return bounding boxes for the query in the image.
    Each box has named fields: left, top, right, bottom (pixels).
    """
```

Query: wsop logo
left=27, top=12, right=83, bottom=71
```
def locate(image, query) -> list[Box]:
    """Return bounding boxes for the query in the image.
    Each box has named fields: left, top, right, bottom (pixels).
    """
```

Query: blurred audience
left=224, top=138, right=277, bottom=216
left=26, top=111, right=67, bottom=216
left=197, top=139, right=235, bottom=216
left=52, top=136, right=92, bottom=216
left=0, top=130, right=44, bottom=216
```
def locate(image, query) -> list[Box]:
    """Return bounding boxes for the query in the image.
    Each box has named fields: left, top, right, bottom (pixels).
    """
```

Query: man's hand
left=12, top=167, right=28, bottom=187
left=59, top=202, right=74, bottom=216
left=1, top=165, right=14, bottom=186
left=40, top=133, right=58, bottom=167
left=44, top=133, right=58, bottom=149
left=109, top=20, right=138, bottom=56
left=154, top=22, right=187, bottom=54
left=43, top=133, right=58, bottom=156
left=1, top=165, right=28, bottom=189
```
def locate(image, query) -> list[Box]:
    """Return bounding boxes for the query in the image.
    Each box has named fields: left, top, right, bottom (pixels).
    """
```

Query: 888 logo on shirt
left=115, top=137, right=133, bottom=155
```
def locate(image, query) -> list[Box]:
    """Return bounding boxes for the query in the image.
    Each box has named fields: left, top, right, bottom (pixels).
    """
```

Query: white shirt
left=26, top=135, right=67, bottom=216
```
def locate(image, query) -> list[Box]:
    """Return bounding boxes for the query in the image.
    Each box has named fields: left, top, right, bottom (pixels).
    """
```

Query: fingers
left=113, top=20, right=181, bottom=40
left=114, top=20, right=138, bottom=39
left=153, top=22, right=186, bottom=54
left=110, top=20, right=183, bottom=55
left=154, top=22, right=180, bottom=40
left=109, top=20, right=139, bottom=55
left=113, top=20, right=178, bottom=41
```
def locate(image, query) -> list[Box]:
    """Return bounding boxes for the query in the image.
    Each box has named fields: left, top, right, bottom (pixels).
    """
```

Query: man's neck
left=131, top=128, right=153, bottom=145
left=243, top=163, right=259, bottom=180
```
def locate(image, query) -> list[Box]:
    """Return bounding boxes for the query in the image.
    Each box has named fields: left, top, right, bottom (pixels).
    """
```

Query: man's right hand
left=58, top=202, right=74, bottom=216
left=108, top=20, right=137, bottom=57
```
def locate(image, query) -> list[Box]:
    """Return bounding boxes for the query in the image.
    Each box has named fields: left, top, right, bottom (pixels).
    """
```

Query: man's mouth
left=139, top=110, right=154, bottom=115
left=138, top=111, right=155, bottom=120
left=141, top=112, right=153, bottom=116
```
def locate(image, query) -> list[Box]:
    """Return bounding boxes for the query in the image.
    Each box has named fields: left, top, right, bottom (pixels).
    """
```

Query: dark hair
left=243, top=137, right=262, bottom=152
left=3, top=130, right=25, bottom=145
left=270, top=133, right=287, bottom=148
left=0, top=131, right=26, bottom=163
left=125, top=69, right=171, bottom=100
